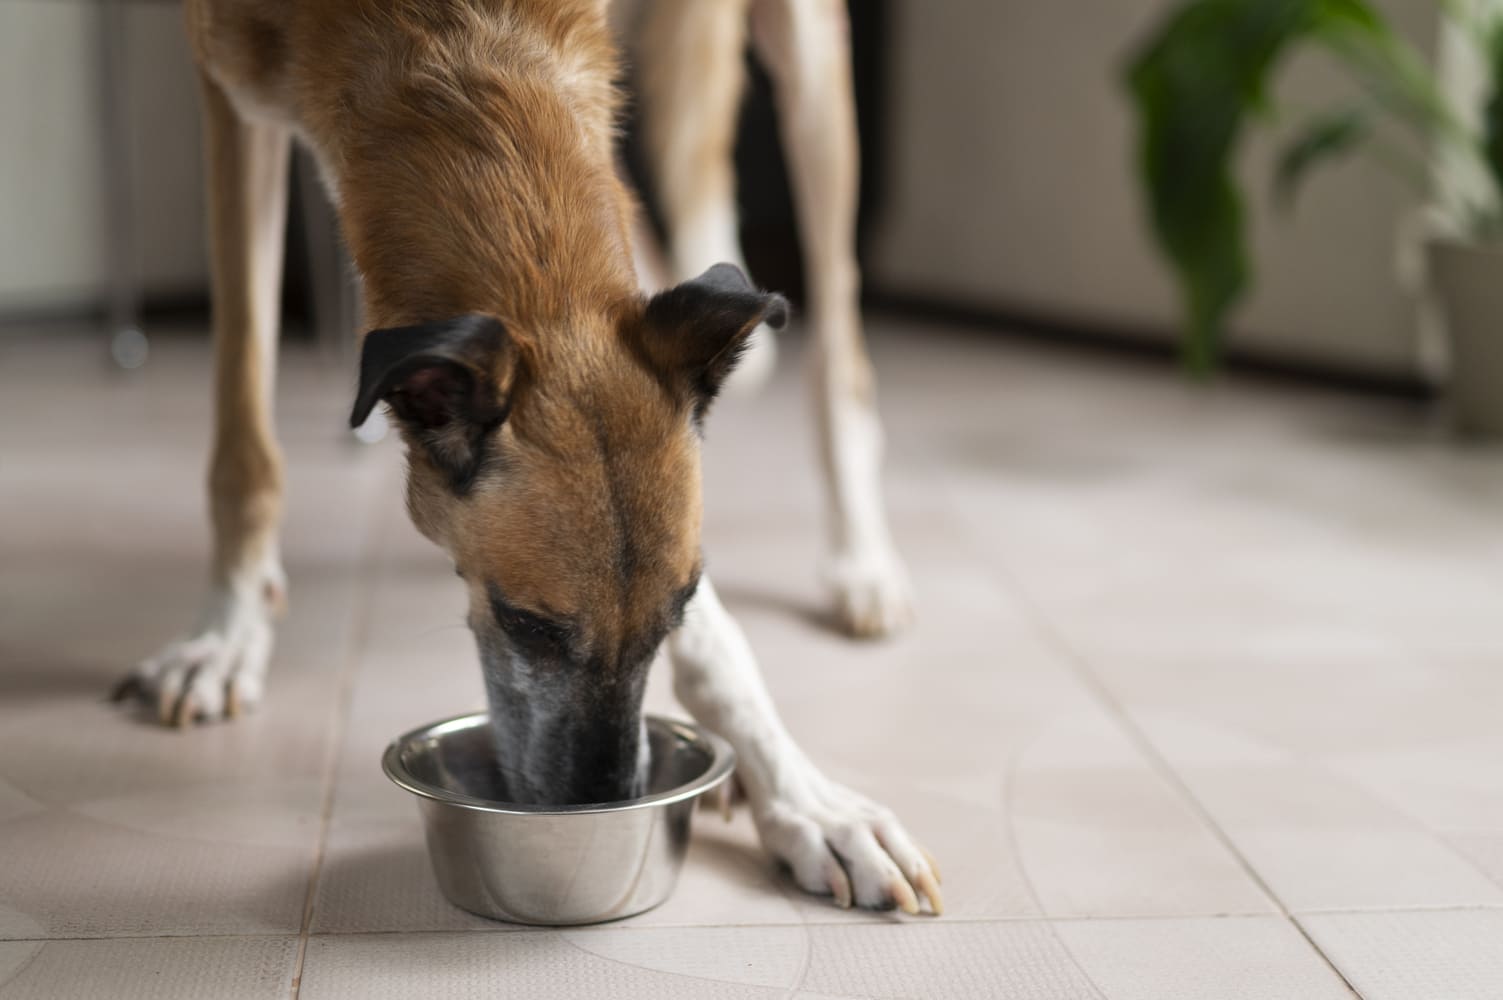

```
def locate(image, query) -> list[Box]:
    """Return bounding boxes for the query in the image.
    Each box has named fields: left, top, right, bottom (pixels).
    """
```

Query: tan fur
left=638, top=0, right=751, bottom=280
left=410, top=326, right=704, bottom=666
left=197, top=67, right=290, bottom=598
left=187, top=0, right=701, bottom=670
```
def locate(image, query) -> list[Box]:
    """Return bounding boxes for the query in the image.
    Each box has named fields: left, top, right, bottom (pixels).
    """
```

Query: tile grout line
left=3, top=903, right=1502, bottom=947
left=0, top=941, right=45, bottom=995
left=984, top=557, right=1368, bottom=1000
left=996, top=728, right=1112, bottom=1000
left=287, top=465, right=391, bottom=1000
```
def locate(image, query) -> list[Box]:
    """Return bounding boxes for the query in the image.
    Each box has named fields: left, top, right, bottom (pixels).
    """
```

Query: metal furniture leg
left=99, top=0, right=147, bottom=369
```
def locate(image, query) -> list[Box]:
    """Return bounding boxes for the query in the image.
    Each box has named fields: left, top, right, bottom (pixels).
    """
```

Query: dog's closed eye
left=488, top=585, right=574, bottom=659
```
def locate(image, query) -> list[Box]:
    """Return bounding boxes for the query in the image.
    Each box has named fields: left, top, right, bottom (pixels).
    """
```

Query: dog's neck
left=318, top=3, right=638, bottom=335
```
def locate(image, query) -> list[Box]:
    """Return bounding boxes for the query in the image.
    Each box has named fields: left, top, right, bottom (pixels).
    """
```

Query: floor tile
left=299, top=923, right=1108, bottom=999
left=1053, top=916, right=1353, bottom=1000
left=1005, top=714, right=1272, bottom=918
left=0, top=340, right=386, bottom=938
left=1301, top=909, right=1503, bottom=1000
left=795, top=922, right=1102, bottom=999
left=0, top=936, right=295, bottom=1000
left=9, top=321, right=1503, bottom=992
left=299, top=930, right=786, bottom=999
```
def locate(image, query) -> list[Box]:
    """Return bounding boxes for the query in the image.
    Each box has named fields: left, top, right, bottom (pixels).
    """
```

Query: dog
left=114, top=0, right=937, bottom=914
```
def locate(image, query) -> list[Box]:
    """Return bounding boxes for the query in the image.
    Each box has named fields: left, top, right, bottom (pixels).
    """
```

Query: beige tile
left=0, top=945, right=40, bottom=989
left=309, top=813, right=500, bottom=934
left=309, top=543, right=494, bottom=934
left=0, top=907, right=44, bottom=943
left=0, top=780, right=44, bottom=829
left=0, top=341, right=381, bottom=939
left=1008, top=714, right=1272, bottom=918
left=1252, top=830, right=1503, bottom=912
left=695, top=505, right=1273, bottom=923
left=0, top=556, right=357, bottom=935
left=0, top=807, right=312, bottom=938
left=299, top=923, right=1106, bottom=999
left=1301, top=909, right=1503, bottom=1000
left=775, top=727, right=1270, bottom=926
left=733, top=581, right=1271, bottom=922
left=1053, top=916, right=1354, bottom=1000
left=299, top=930, right=786, bottom=999
left=1093, top=636, right=1501, bottom=763
left=0, top=936, right=295, bottom=1000
left=561, top=926, right=808, bottom=989
left=12, top=316, right=1503, bottom=994
left=1012, top=591, right=1503, bottom=915
left=618, top=812, right=805, bottom=929
left=1166, top=764, right=1503, bottom=912
left=1447, top=833, right=1503, bottom=890
left=796, top=922, right=1101, bottom=999
left=1323, top=742, right=1503, bottom=831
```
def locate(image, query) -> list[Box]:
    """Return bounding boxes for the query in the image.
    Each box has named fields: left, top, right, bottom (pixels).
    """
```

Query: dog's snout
left=570, top=759, right=647, bottom=805
left=547, top=714, right=649, bottom=805
left=498, top=729, right=647, bottom=807
left=481, top=651, right=651, bottom=806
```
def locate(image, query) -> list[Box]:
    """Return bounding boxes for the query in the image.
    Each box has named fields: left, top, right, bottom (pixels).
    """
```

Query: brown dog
left=117, top=0, right=938, bottom=914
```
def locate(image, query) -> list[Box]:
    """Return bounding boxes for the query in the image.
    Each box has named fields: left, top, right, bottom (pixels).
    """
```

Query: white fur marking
left=125, top=550, right=283, bottom=720
left=819, top=386, right=912, bottom=635
left=668, top=577, right=938, bottom=912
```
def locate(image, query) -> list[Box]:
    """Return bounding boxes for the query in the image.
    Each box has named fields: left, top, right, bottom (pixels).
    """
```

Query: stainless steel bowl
left=382, top=712, right=735, bottom=925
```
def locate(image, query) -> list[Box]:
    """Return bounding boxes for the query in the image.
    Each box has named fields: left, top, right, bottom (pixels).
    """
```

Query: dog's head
left=351, top=264, right=785, bottom=805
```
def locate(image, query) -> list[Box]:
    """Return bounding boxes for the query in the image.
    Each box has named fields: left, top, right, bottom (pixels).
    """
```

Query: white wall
left=869, top=0, right=1441, bottom=378
left=0, top=1, right=205, bottom=314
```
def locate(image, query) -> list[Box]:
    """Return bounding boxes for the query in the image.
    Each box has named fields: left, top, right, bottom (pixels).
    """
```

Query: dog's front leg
left=669, top=577, right=942, bottom=914
left=114, top=74, right=291, bottom=725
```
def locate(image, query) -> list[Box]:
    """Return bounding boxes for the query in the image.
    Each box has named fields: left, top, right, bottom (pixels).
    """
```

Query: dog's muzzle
left=479, top=648, right=650, bottom=806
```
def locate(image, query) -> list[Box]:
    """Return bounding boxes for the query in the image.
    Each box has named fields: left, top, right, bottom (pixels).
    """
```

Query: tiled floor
left=3, top=317, right=1502, bottom=998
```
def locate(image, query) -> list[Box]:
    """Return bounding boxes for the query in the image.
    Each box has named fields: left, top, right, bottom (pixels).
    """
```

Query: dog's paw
left=113, top=573, right=282, bottom=726
left=755, top=778, right=942, bottom=915
left=720, top=322, right=778, bottom=397
left=827, top=546, right=914, bottom=639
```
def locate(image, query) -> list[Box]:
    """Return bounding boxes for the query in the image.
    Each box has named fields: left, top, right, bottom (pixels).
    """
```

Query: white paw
left=827, top=546, right=914, bottom=638
left=754, top=775, right=942, bottom=914
left=114, top=568, right=283, bottom=726
left=721, top=322, right=778, bottom=397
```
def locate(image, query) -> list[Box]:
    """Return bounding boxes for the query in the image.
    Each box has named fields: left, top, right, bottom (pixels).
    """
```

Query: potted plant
left=1125, top=0, right=1503, bottom=432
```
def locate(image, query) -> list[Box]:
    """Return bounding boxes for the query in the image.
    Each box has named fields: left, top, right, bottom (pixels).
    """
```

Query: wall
left=0, top=1, right=205, bottom=315
left=868, top=0, right=1442, bottom=379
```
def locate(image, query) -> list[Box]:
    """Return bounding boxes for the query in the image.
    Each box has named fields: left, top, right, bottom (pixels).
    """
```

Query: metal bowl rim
left=381, top=712, right=736, bottom=816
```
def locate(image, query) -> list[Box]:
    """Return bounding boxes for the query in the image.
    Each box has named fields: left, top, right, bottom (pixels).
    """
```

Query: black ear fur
left=642, top=263, right=788, bottom=416
left=351, top=314, right=516, bottom=491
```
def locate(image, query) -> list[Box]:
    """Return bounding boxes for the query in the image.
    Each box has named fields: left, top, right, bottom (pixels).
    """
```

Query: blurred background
left=0, top=0, right=1461, bottom=390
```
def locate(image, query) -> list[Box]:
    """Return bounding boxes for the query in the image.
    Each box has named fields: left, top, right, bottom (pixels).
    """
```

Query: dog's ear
left=351, top=314, right=522, bottom=491
left=639, top=263, right=788, bottom=418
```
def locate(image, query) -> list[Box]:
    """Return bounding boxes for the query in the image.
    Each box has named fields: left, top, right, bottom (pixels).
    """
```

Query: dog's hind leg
left=669, top=577, right=942, bottom=913
left=115, top=73, right=291, bottom=725
left=750, top=0, right=911, bottom=638
left=638, top=0, right=778, bottom=392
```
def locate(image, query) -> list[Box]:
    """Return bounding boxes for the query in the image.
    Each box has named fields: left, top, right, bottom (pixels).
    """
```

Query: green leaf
left=1124, top=0, right=1400, bottom=372
left=1273, top=107, right=1371, bottom=210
